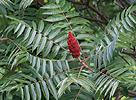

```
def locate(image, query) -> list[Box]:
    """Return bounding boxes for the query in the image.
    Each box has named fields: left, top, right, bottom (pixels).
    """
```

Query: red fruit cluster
left=67, top=31, right=80, bottom=58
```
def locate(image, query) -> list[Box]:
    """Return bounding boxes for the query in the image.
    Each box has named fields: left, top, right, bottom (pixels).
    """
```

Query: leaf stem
left=77, top=57, right=92, bottom=77
left=74, top=86, right=82, bottom=100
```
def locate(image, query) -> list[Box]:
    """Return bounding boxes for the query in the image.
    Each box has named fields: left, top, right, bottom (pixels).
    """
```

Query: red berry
left=67, top=32, right=80, bottom=58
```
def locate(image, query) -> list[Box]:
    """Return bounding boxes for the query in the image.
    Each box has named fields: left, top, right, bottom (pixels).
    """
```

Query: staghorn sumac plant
left=67, top=31, right=81, bottom=58
left=67, top=31, right=93, bottom=73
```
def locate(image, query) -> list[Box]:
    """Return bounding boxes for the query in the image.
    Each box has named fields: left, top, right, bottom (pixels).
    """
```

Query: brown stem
left=87, top=4, right=108, bottom=23
left=74, top=86, right=82, bottom=100
left=128, top=90, right=136, bottom=97
left=115, top=93, right=123, bottom=100
left=81, top=16, right=106, bottom=24
left=116, top=0, right=128, bottom=9
left=68, top=0, right=108, bottom=24
left=121, top=48, right=136, bottom=60
left=0, top=38, right=9, bottom=43
left=78, top=57, right=93, bottom=72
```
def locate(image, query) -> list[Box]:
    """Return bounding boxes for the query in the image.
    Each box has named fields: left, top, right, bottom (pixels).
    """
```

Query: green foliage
left=95, top=5, right=136, bottom=68
left=58, top=73, right=95, bottom=98
left=0, top=0, right=136, bottom=100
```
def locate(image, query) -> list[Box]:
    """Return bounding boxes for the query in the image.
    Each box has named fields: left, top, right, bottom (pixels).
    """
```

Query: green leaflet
left=41, top=80, right=49, bottom=100
left=24, top=85, right=30, bottom=100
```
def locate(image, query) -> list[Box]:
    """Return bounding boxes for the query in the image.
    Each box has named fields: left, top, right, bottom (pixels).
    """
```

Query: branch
left=114, top=90, right=136, bottom=98
left=68, top=0, right=108, bottom=25
left=74, top=86, right=82, bottom=100
left=121, top=48, right=136, bottom=59
left=87, top=3, right=108, bottom=23
left=81, top=16, right=106, bottom=24
left=128, top=90, right=136, bottom=97
left=0, top=38, right=9, bottom=43
left=115, top=93, right=123, bottom=100
left=115, top=0, right=129, bottom=9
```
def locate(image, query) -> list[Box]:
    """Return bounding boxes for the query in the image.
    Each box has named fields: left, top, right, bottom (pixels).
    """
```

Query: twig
left=74, top=86, right=82, bottom=100
left=115, top=0, right=124, bottom=9
left=0, top=38, right=9, bottom=43
left=81, top=16, right=106, bottom=24
left=115, top=91, right=123, bottom=100
left=128, top=90, right=136, bottom=97
left=121, top=48, right=136, bottom=59
left=78, top=57, right=92, bottom=71
left=68, top=0, right=108, bottom=24
left=77, top=57, right=93, bottom=77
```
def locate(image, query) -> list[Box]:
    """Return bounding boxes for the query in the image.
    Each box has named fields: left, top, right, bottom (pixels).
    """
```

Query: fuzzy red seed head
left=67, top=31, right=80, bottom=58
